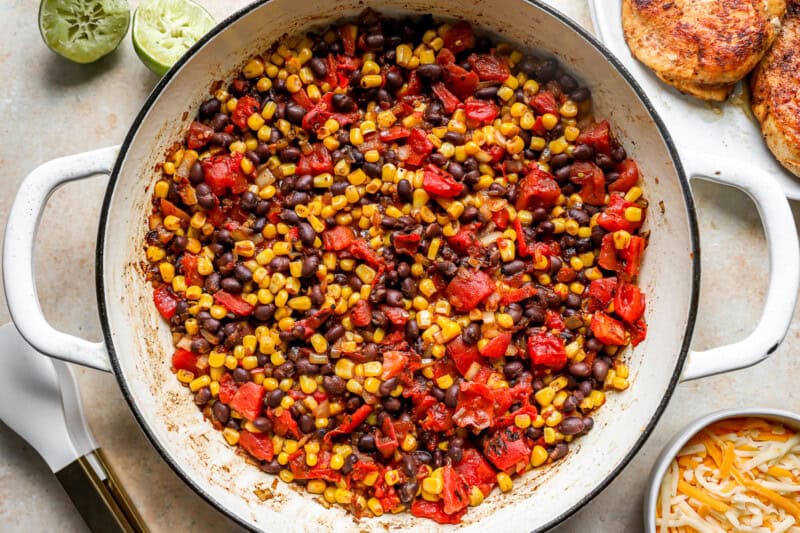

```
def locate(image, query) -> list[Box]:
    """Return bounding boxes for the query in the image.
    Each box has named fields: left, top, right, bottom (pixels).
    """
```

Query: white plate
left=589, top=1, right=800, bottom=200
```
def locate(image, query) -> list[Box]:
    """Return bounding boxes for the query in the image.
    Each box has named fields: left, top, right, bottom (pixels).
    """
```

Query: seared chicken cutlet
left=752, top=1, right=800, bottom=176
left=622, top=0, right=786, bottom=101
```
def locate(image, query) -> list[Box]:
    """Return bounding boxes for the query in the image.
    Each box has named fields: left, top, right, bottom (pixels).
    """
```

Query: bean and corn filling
left=145, top=10, right=649, bottom=524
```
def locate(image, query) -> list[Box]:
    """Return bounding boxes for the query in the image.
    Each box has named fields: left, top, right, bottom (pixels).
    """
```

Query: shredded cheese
left=657, top=417, right=800, bottom=532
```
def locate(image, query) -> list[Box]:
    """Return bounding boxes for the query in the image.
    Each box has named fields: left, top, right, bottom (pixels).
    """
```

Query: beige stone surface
left=0, top=1, right=798, bottom=532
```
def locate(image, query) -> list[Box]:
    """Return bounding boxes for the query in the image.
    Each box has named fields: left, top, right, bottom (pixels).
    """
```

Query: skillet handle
left=680, top=150, right=799, bottom=381
left=3, top=146, right=119, bottom=373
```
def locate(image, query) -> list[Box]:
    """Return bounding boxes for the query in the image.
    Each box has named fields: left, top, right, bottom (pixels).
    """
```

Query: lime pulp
left=39, top=0, right=130, bottom=64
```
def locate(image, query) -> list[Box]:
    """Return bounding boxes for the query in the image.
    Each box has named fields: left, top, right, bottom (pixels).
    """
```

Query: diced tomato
left=454, top=448, right=496, bottom=496
left=339, top=23, right=357, bottom=56
left=620, top=235, right=646, bottom=278
left=399, top=70, right=423, bottom=97
left=436, top=48, right=456, bottom=66
left=500, top=283, right=537, bottom=305
left=609, top=159, right=640, bottom=193
left=527, top=331, right=568, bottom=369
left=576, top=120, right=612, bottom=155
left=545, top=309, right=566, bottom=331
left=453, top=381, right=495, bottom=430
left=379, top=126, right=411, bottom=142
left=487, top=144, right=505, bottom=163
left=324, top=404, right=372, bottom=443
left=411, top=499, right=466, bottom=525
left=201, top=152, right=247, bottom=196
left=484, top=426, right=531, bottom=472
left=206, top=206, right=225, bottom=226
left=591, top=311, right=627, bottom=346
left=464, top=97, right=499, bottom=124
left=431, top=82, right=460, bottom=114
left=442, top=21, right=475, bottom=54
left=446, top=222, right=481, bottom=255
left=380, top=305, right=409, bottom=326
left=467, top=53, right=510, bottom=82
left=153, top=285, right=179, bottom=319
left=597, top=193, right=644, bottom=233
left=442, top=465, right=470, bottom=515
left=349, top=239, right=384, bottom=268
left=615, top=282, right=645, bottom=323
left=423, top=164, right=464, bottom=198
left=629, top=317, right=647, bottom=346
left=217, top=374, right=238, bottom=404
left=239, top=430, right=274, bottom=461
left=322, top=225, right=355, bottom=251
left=570, top=161, right=606, bottom=205
left=171, top=348, right=201, bottom=375
left=347, top=299, right=370, bottom=328
left=230, top=382, right=265, bottom=421
left=531, top=91, right=558, bottom=115
left=446, top=336, right=484, bottom=377
left=493, top=388, right=535, bottom=422
left=213, top=290, right=253, bottom=316
left=492, top=208, right=510, bottom=229
left=587, top=277, right=617, bottom=312
left=420, top=401, right=454, bottom=432
left=516, top=167, right=561, bottom=210
left=181, top=254, right=203, bottom=288
left=408, top=128, right=434, bottom=155
left=231, top=95, right=260, bottom=129
left=375, top=416, right=399, bottom=458
left=381, top=350, right=410, bottom=380
left=269, top=407, right=302, bottom=439
left=291, top=88, right=314, bottom=111
left=443, top=62, right=479, bottom=101
left=445, top=267, right=496, bottom=312
left=479, top=333, right=512, bottom=358
left=186, top=121, right=215, bottom=149
left=598, top=233, right=620, bottom=271
left=296, top=144, right=333, bottom=176
left=393, top=231, right=421, bottom=255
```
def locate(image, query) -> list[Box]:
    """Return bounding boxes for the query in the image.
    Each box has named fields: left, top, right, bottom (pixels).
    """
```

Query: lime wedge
left=132, top=0, right=215, bottom=76
left=39, top=0, right=131, bottom=64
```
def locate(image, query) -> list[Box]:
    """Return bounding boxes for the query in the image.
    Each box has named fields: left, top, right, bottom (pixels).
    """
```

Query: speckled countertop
left=1, top=1, right=799, bottom=532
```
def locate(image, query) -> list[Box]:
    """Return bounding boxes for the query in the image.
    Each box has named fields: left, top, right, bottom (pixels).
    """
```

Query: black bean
left=332, top=93, right=356, bottom=113
left=503, top=360, right=524, bottom=379
left=266, top=389, right=285, bottom=408
left=213, top=401, right=230, bottom=423
left=379, top=377, right=399, bottom=397
left=298, top=223, right=315, bottom=247
left=474, top=86, right=499, bottom=100
left=550, top=443, right=569, bottom=461
left=569, top=361, right=591, bottom=378
left=559, top=74, right=578, bottom=93
left=612, top=146, right=627, bottom=163
left=383, top=397, right=402, bottom=412
left=194, top=387, right=211, bottom=405
left=525, top=304, right=545, bottom=325
left=296, top=359, right=319, bottom=376
left=444, top=384, right=459, bottom=408
left=209, top=112, right=229, bottom=131
left=323, top=375, right=346, bottom=395
left=358, top=434, right=376, bottom=452
left=462, top=322, right=481, bottom=345
left=220, top=277, right=243, bottom=294
left=538, top=220, right=555, bottom=234
left=503, top=260, right=526, bottom=275
left=285, top=104, right=306, bottom=124
left=261, top=459, right=281, bottom=474
left=385, top=69, right=404, bottom=88
left=554, top=165, right=572, bottom=185
left=570, top=87, right=591, bottom=102
left=550, top=153, right=570, bottom=169
left=231, top=367, right=250, bottom=384
left=397, top=481, right=419, bottom=504
left=365, top=33, right=385, bottom=49
left=190, top=337, right=211, bottom=354
left=447, top=444, right=463, bottom=464
left=535, top=59, right=557, bottom=82
left=384, top=289, right=404, bottom=307
left=442, top=131, right=465, bottom=146
left=461, top=205, right=479, bottom=223
left=417, top=63, right=442, bottom=81
left=585, top=338, right=603, bottom=353
left=298, top=414, right=315, bottom=434
left=596, top=153, right=615, bottom=170
left=188, top=161, right=204, bottom=185
left=301, top=255, right=320, bottom=278
left=253, top=303, right=275, bottom=322
left=211, top=132, right=234, bottom=147
left=405, top=319, right=420, bottom=340
left=204, top=272, right=221, bottom=294
left=563, top=395, right=579, bottom=413
left=309, top=57, right=328, bottom=78
left=203, top=317, right=221, bottom=332
left=526, top=426, right=543, bottom=440
left=279, top=146, right=300, bottom=162
left=447, top=161, right=464, bottom=181
left=572, top=143, right=594, bottom=161
left=199, top=97, right=221, bottom=117
left=269, top=256, right=290, bottom=273
left=171, top=235, right=188, bottom=254
left=559, top=417, right=585, bottom=435
left=565, top=293, right=581, bottom=309
left=232, top=264, right=252, bottom=282
left=592, top=359, right=610, bottom=382
left=582, top=417, right=594, bottom=433
left=324, top=324, right=345, bottom=343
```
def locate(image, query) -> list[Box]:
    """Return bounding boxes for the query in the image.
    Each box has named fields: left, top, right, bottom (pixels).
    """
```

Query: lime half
left=39, top=0, right=131, bottom=64
left=132, top=0, right=215, bottom=76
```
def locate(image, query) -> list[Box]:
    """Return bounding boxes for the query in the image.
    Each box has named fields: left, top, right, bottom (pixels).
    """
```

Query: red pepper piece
left=598, top=233, right=621, bottom=271
left=213, top=290, right=254, bottom=316
left=296, top=143, right=333, bottom=176
left=239, top=430, right=274, bottom=462
left=159, top=198, right=190, bottom=220
left=411, top=499, right=466, bottom=524
left=408, top=128, right=434, bottom=155
left=420, top=402, right=455, bottom=432
left=349, top=239, right=384, bottom=268
left=392, top=231, right=421, bottom=255
left=322, top=225, right=355, bottom=251
left=431, top=82, right=460, bottom=114
left=528, top=331, right=568, bottom=369
left=452, top=381, right=495, bottom=430
left=615, top=282, right=645, bottom=323
left=375, top=416, right=399, bottom=458
left=545, top=309, right=566, bottom=331
left=446, top=222, right=481, bottom=255
left=293, top=308, right=333, bottom=339
left=467, top=53, right=510, bottom=82
left=442, top=21, right=476, bottom=54
left=350, top=299, right=372, bottom=327
left=423, top=164, right=464, bottom=198
left=381, top=350, right=409, bottom=380
left=186, top=121, right=215, bottom=149
left=379, top=126, right=411, bottom=142
left=487, top=144, right=505, bottom=163
left=291, top=88, right=314, bottom=111
left=464, top=97, right=499, bottom=124
left=446, top=336, right=484, bottom=377
left=323, top=404, right=373, bottom=443
left=339, top=24, right=356, bottom=56
left=218, top=373, right=238, bottom=404
left=231, top=95, right=260, bottom=129
left=436, top=47, right=456, bottom=66
left=484, top=426, right=531, bottom=472
left=442, top=465, right=471, bottom=515
left=171, top=348, right=204, bottom=375
left=513, top=218, right=531, bottom=257
left=609, top=159, right=640, bottom=193
left=229, top=382, right=265, bottom=421
left=620, top=235, right=646, bottom=279
left=587, top=277, right=617, bottom=312
left=500, top=283, right=537, bottom=305
left=576, top=120, right=612, bottom=155
left=153, top=285, right=179, bottom=319
left=180, top=254, right=203, bottom=288
left=445, top=267, right=495, bottom=312
left=596, top=193, right=643, bottom=233
left=591, top=311, right=627, bottom=346
left=516, top=167, right=561, bottom=210
left=443, top=62, right=479, bottom=101
left=268, top=407, right=302, bottom=439
left=629, top=317, right=647, bottom=346
left=454, top=448, right=497, bottom=497
left=531, top=91, right=559, bottom=115
left=479, top=333, right=512, bottom=358
left=201, top=152, right=247, bottom=196
left=379, top=305, right=409, bottom=326
left=492, top=207, right=510, bottom=229
left=569, top=161, right=606, bottom=205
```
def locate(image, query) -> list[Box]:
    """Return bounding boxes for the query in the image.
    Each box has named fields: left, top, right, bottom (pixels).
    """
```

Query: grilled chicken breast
left=623, top=0, right=786, bottom=101
left=751, top=2, right=800, bottom=176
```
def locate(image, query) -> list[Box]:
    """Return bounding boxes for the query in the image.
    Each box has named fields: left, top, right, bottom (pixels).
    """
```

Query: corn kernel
left=223, top=427, right=240, bottom=446
left=535, top=386, right=556, bottom=407
left=531, top=445, right=549, bottom=467
left=422, top=476, right=443, bottom=495
left=624, top=206, right=642, bottom=222
left=496, top=472, right=513, bottom=493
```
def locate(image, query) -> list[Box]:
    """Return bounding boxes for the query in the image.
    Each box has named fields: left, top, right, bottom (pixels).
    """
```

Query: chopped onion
left=255, top=166, right=276, bottom=187
left=479, top=231, right=503, bottom=247
left=309, top=353, right=329, bottom=365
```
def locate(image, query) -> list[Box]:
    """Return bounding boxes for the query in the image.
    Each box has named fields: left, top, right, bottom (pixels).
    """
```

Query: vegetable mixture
left=657, top=418, right=800, bottom=532
left=144, top=10, right=649, bottom=524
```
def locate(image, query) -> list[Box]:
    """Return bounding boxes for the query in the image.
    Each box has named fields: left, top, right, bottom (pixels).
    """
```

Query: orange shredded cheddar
left=720, top=441, right=734, bottom=479
left=677, top=479, right=729, bottom=513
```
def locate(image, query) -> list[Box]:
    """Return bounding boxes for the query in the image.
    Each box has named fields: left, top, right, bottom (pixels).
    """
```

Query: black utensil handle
left=55, top=449, right=148, bottom=533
